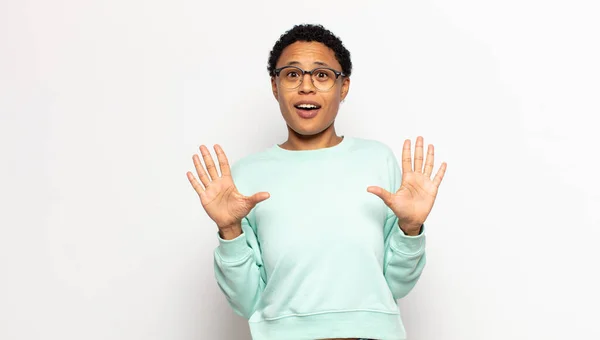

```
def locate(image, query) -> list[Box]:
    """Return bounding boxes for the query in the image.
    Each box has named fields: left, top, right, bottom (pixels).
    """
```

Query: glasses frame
left=274, top=66, right=346, bottom=91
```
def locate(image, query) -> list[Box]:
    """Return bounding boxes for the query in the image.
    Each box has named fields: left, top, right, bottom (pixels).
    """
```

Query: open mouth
left=293, top=101, right=322, bottom=119
left=294, top=103, right=322, bottom=110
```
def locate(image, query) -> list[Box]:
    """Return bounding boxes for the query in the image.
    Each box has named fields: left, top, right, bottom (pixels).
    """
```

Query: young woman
left=187, top=24, right=447, bottom=340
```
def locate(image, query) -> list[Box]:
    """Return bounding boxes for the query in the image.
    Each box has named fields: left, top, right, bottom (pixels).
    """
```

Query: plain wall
left=1, top=0, right=599, bottom=339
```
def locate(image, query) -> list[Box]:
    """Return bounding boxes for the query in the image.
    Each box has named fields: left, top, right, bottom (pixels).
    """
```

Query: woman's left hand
left=368, top=136, right=447, bottom=235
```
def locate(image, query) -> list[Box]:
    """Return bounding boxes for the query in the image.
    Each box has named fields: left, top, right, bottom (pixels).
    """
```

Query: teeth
left=297, top=104, right=318, bottom=109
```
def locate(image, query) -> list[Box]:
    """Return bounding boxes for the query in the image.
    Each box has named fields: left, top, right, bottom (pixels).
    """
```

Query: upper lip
left=294, top=100, right=322, bottom=108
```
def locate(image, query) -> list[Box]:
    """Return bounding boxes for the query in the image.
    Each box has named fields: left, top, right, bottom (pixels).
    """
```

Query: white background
left=1, top=0, right=599, bottom=339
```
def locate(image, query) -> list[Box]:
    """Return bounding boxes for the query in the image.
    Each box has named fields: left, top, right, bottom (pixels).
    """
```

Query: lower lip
left=295, top=108, right=320, bottom=119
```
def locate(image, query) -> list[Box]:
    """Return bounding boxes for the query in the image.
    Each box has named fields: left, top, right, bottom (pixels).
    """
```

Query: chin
left=290, top=128, right=323, bottom=136
left=287, top=121, right=334, bottom=137
left=281, top=109, right=337, bottom=136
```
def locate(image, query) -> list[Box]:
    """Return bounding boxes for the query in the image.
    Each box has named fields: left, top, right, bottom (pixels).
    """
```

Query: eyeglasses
left=274, top=66, right=346, bottom=91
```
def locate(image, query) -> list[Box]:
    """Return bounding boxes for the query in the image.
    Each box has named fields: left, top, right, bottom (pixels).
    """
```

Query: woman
left=187, top=24, right=447, bottom=340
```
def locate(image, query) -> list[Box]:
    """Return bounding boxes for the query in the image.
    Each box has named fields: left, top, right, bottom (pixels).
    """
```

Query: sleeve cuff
left=215, top=231, right=253, bottom=262
left=389, top=224, right=426, bottom=255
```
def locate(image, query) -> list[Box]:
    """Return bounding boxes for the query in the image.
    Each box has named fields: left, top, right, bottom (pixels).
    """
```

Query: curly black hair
left=267, top=24, right=352, bottom=77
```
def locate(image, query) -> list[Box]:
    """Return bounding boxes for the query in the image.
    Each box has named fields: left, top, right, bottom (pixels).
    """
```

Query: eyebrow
left=287, top=61, right=331, bottom=67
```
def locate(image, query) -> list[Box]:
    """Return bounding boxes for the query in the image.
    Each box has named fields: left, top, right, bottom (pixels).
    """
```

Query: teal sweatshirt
left=213, top=136, right=426, bottom=340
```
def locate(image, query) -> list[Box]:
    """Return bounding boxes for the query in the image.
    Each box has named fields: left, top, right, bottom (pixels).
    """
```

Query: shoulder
left=229, top=146, right=277, bottom=184
left=349, top=137, right=401, bottom=189
left=348, top=136, right=397, bottom=160
left=350, top=137, right=401, bottom=175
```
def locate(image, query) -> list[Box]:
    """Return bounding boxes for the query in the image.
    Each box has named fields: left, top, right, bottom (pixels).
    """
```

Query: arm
left=381, top=147, right=427, bottom=299
left=382, top=212, right=426, bottom=300
left=213, top=216, right=266, bottom=319
left=186, top=144, right=269, bottom=319
left=367, top=137, right=446, bottom=299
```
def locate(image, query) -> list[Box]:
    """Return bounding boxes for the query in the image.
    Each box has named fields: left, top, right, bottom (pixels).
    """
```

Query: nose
left=298, top=73, right=316, bottom=93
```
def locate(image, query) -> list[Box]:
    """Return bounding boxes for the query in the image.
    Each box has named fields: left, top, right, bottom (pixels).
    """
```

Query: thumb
left=367, top=186, right=393, bottom=206
left=246, top=191, right=270, bottom=207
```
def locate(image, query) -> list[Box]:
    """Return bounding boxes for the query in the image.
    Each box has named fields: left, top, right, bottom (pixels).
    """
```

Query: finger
left=199, top=145, right=219, bottom=180
left=192, top=154, right=211, bottom=188
left=247, top=192, right=270, bottom=206
left=401, top=139, right=413, bottom=174
left=214, top=144, right=231, bottom=177
left=423, top=144, right=435, bottom=178
left=186, top=171, right=205, bottom=194
left=367, top=186, right=393, bottom=206
left=414, top=136, right=424, bottom=173
left=432, top=162, right=447, bottom=188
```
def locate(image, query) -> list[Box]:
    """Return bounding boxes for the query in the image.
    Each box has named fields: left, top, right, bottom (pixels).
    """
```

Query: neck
left=279, top=124, right=343, bottom=151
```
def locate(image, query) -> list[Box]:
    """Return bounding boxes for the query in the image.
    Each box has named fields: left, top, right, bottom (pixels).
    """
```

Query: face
left=271, top=41, right=350, bottom=137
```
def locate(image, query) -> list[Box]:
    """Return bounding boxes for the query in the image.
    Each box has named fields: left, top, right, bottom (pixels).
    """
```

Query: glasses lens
left=279, top=67, right=303, bottom=89
left=312, top=68, right=336, bottom=90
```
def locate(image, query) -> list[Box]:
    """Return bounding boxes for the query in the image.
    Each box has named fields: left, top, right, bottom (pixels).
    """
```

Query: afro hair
left=267, top=24, right=352, bottom=77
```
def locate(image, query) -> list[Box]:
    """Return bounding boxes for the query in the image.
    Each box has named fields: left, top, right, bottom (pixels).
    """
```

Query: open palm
left=368, top=136, right=447, bottom=231
left=186, top=144, right=270, bottom=230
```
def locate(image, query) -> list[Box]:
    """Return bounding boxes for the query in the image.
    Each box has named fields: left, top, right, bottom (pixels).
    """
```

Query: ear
left=340, top=77, right=350, bottom=102
left=271, top=76, right=279, bottom=100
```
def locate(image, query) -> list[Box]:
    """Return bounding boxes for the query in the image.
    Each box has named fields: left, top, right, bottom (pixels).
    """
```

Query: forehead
left=277, top=41, right=341, bottom=69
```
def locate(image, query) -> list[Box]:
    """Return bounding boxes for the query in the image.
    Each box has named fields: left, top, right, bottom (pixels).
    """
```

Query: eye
left=283, top=70, right=300, bottom=79
left=313, top=69, right=332, bottom=81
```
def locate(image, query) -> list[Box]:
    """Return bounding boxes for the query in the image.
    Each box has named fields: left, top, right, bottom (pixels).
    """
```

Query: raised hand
left=367, top=136, right=447, bottom=236
left=186, top=144, right=270, bottom=238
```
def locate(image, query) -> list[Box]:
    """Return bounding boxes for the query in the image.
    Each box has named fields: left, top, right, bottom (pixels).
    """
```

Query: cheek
left=324, top=93, right=342, bottom=112
left=277, top=93, right=291, bottom=109
left=327, top=102, right=340, bottom=115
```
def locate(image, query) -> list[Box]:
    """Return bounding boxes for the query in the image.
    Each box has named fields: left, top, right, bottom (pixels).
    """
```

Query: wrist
left=399, top=222, right=422, bottom=236
left=218, top=221, right=243, bottom=240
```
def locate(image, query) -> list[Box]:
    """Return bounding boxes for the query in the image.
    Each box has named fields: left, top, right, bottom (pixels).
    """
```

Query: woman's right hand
left=186, top=144, right=270, bottom=238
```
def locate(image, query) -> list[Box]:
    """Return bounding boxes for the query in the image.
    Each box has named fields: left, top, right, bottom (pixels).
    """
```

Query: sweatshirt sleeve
left=213, top=214, right=266, bottom=319
left=382, top=146, right=427, bottom=300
